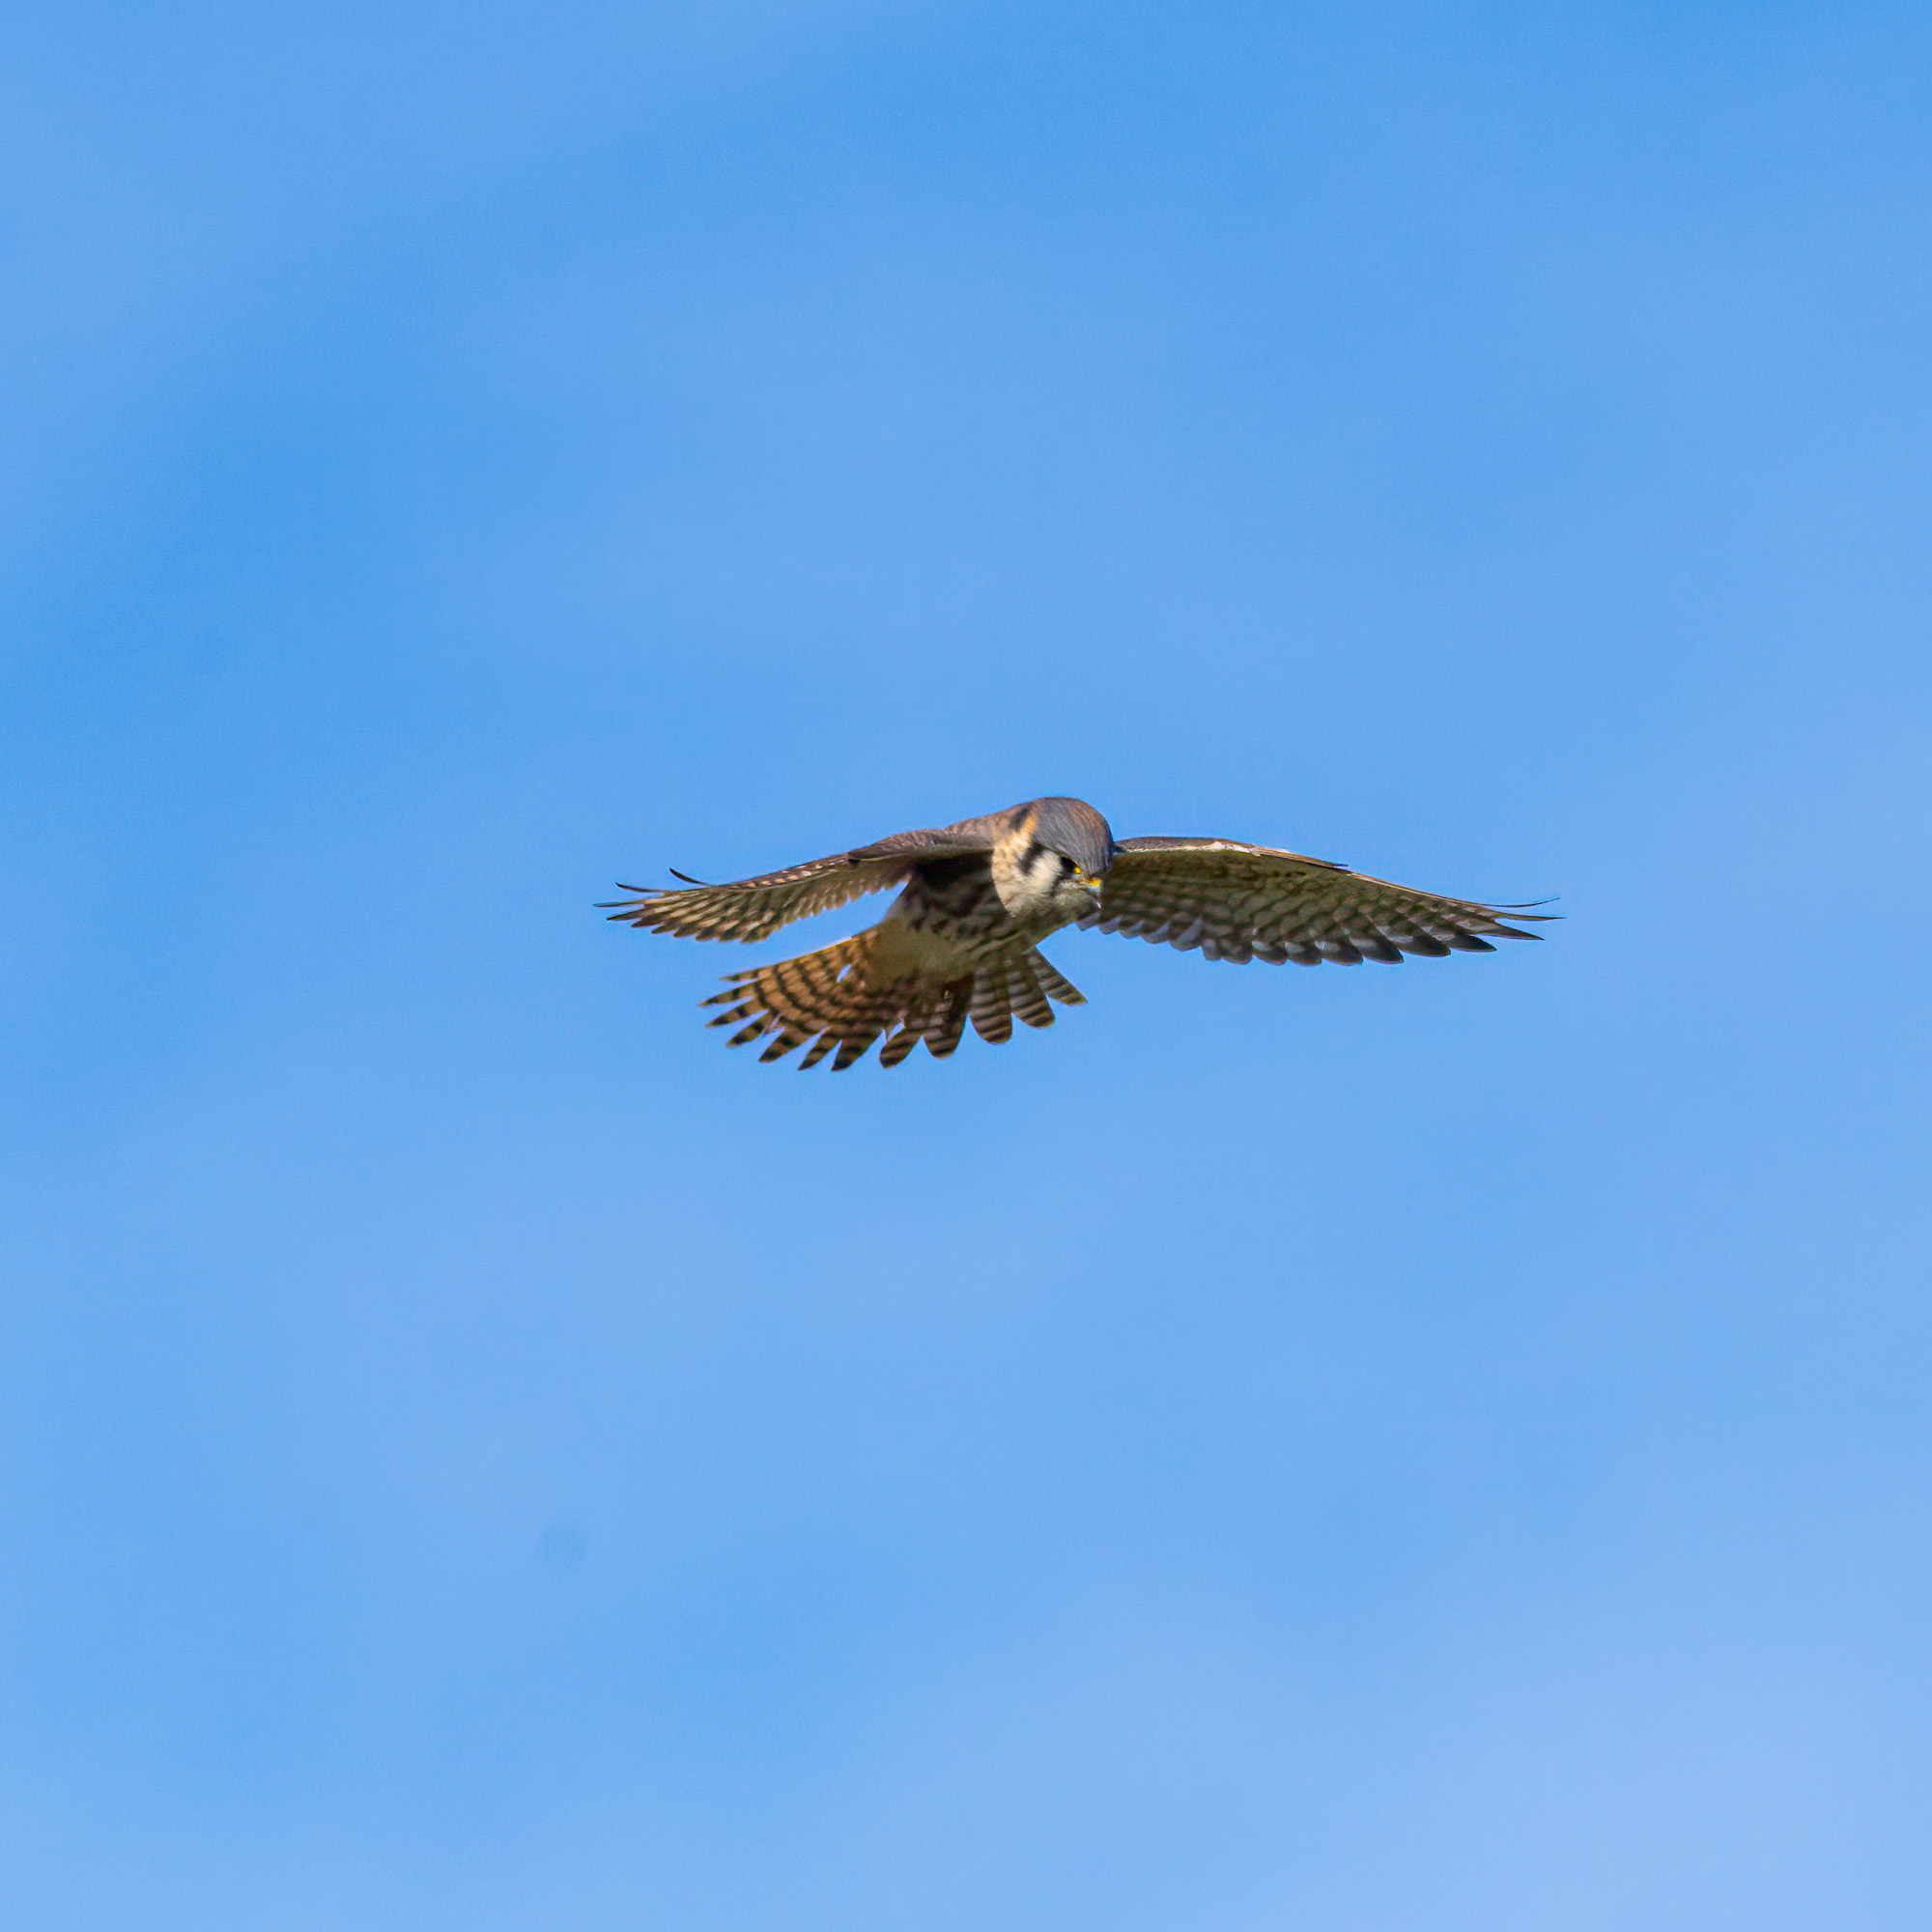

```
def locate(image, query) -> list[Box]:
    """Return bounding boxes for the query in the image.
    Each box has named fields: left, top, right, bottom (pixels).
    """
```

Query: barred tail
left=701, top=936, right=1085, bottom=1070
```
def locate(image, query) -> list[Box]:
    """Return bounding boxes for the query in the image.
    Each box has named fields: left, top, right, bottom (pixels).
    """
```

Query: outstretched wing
left=601, top=826, right=994, bottom=943
left=1085, top=837, right=1552, bottom=964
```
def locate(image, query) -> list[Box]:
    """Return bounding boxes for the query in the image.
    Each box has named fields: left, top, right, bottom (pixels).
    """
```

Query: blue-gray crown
left=1029, top=797, right=1116, bottom=876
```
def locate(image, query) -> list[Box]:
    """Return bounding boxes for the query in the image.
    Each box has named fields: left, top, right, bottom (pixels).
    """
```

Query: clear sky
left=5, top=4, right=1930, bottom=1926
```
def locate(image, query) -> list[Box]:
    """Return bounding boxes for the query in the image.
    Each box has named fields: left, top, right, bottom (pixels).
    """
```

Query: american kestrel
left=604, top=796, right=1548, bottom=1069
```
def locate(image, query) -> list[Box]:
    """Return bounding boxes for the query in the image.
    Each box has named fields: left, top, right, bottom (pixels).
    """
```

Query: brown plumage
left=602, top=796, right=1549, bottom=1069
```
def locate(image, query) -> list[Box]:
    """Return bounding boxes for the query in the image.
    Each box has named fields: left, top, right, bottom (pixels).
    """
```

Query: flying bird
left=603, top=796, right=1548, bottom=1069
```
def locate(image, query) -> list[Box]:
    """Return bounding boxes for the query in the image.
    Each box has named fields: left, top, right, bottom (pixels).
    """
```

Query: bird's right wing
left=1086, top=837, right=1552, bottom=963
left=601, top=826, right=994, bottom=942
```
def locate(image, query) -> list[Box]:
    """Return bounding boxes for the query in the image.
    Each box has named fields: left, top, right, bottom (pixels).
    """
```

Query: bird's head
left=992, top=796, right=1116, bottom=918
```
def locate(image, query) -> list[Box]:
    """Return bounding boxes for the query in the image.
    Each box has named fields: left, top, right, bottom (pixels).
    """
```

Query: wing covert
left=601, top=825, right=992, bottom=942
left=1084, top=837, right=1550, bottom=964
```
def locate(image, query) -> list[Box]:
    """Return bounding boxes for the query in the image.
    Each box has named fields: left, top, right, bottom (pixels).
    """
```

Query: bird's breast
left=885, top=860, right=1065, bottom=970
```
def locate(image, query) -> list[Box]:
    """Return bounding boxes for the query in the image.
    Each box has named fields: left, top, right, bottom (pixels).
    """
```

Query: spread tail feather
left=701, top=934, right=1085, bottom=1070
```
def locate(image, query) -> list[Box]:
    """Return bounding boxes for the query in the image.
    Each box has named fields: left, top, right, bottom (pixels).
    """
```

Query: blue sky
left=5, top=3, right=1930, bottom=1925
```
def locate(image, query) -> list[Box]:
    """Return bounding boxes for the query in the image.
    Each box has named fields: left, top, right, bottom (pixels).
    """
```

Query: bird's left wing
left=1084, top=837, right=1552, bottom=963
left=601, top=826, right=994, bottom=943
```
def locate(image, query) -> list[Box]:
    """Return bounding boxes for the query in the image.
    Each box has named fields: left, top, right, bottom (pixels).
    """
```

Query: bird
left=602, top=796, right=1550, bottom=1069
